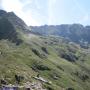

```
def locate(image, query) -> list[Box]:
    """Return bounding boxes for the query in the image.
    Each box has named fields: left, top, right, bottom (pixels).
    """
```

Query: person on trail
left=37, top=74, right=40, bottom=78
left=15, top=75, right=20, bottom=84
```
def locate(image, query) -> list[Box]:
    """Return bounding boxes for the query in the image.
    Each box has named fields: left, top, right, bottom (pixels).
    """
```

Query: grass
left=0, top=35, right=90, bottom=90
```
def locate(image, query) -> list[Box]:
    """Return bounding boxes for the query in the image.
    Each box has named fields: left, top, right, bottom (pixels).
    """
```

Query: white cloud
left=2, top=0, right=23, bottom=13
left=20, top=11, right=39, bottom=26
left=72, top=0, right=90, bottom=25
left=0, top=0, right=3, bottom=9
left=48, top=0, right=57, bottom=25
left=82, top=14, right=89, bottom=22
left=1, top=0, right=39, bottom=26
left=72, top=0, right=86, bottom=14
left=79, top=14, right=90, bottom=24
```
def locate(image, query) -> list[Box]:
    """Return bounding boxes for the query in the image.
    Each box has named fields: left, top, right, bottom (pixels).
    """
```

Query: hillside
left=0, top=10, right=90, bottom=90
left=0, top=36, right=90, bottom=90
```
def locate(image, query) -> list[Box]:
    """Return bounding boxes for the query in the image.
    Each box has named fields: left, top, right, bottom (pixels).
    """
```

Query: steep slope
left=0, top=36, right=90, bottom=90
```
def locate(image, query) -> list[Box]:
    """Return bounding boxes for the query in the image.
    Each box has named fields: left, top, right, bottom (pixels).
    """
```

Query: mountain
left=0, top=10, right=29, bottom=32
left=0, top=10, right=23, bottom=45
left=0, top=10, right=90, bottom=90
left=0, top=10, right=31, bottom=45
left=30, top=24, right=90, bottom=46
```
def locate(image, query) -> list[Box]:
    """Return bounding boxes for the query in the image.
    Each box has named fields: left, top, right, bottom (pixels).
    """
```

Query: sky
left=0, top=0, right=90, bottom=26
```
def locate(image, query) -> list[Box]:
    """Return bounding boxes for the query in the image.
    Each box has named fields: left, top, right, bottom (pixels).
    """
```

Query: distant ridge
left=30, top=24, right=90, bottom=45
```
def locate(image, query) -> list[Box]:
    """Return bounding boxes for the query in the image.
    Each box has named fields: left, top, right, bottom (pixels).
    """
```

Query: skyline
left=0, top=0, right=90, bottom=26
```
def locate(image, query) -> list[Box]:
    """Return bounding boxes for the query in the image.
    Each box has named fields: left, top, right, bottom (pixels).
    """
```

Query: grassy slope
left=0, top=35, right=90, bottom=90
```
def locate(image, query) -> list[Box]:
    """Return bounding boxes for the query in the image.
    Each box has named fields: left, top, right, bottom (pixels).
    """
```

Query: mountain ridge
left=30, top=24, right=90, bottom=47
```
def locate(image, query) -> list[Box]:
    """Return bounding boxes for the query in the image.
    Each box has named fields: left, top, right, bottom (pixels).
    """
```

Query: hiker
left=37, top=74, right=40, bottom=78
left=15, top=75, right=20, bottom=84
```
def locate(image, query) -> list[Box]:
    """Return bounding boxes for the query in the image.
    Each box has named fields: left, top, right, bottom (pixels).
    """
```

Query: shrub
left=32, top=48, right=47, bottom=59
left=41, top=47, right=49, bottom=54
left=66, top=87, right=74, bottom=90
left=32, top=62, right=51, bottom=71
left=73, top=71, right=89, bottom=81
left=60, top=52, right=78, bottom=62
left=43, top=84, right=54, bottom=90
left=32, top=49, right=40, bottom=56
left=80, top=74, right=89, bottom=81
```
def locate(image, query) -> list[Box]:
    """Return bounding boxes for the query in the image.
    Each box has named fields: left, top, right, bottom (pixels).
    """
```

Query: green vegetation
left=0, top=35, right=90, bottom=90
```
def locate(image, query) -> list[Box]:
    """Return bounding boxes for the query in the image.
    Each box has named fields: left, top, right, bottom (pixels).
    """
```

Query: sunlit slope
left=0, top=35, right=90, bottom=90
